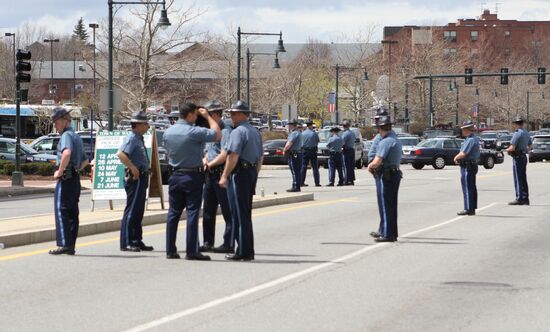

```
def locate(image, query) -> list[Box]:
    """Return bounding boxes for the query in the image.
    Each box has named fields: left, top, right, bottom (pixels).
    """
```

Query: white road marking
left=125, top=202, right=499, bottom=332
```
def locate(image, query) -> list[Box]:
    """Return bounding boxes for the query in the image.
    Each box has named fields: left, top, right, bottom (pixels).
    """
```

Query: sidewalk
left=0, top=179, right=91, bottom=198
left=0, top=192, right=314, bottom=248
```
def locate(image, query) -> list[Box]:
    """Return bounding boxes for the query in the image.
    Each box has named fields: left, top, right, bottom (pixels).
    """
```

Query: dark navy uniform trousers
left=202, top=170, right=233, bottom=248
left=166, top=171, right=204, bottom=255
left=375, top=171, right=401, bottom=238
left=288, top=152, right=302, bottom=190
left=228, top=166, right=257, bottom=258
left=328, top=152, right=344, bottom=185
left=54, top=175, right=81, bottom=248
left=512, top=154, right=529, bottom=202
left=343, top=148, right=355, bottom=183
left=120, top=175, right=149, bottom=248
left=301, top=148, right=320, bottom=186
left=460, top=164, right=478, bottom=212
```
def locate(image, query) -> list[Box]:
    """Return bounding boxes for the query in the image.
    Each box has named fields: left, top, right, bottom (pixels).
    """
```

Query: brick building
left=383, top=10, right=550, bottom=70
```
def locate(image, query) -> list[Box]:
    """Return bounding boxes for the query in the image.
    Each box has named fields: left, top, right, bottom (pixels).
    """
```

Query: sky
left=1, top=0, right=550, bottom=43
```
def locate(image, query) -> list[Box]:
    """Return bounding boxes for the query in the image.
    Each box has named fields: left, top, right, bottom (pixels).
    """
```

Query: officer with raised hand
left=163, top=103, right=221, bottom=260
left=117, top=111, right=154, bottom=252
left=506, top=116, right=532, bottom=205
left=219, top=100, right=263, bottom=261
left=49, top=107, right=89, bottom=255
left=283, top=119, right=303, bottom=192
left=300, top=120, right=321, bottom=187
left=200, top=100, right=234, bottom=254
left=341, top=120, right=356, bottom=185
left=453, top=120, right=480, bottom=216
left=326, top=127, right=345, bottom=187
left=367, top=115, right=402, bottom=243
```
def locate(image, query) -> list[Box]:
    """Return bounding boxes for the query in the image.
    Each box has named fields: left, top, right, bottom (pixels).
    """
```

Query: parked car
left=402, top=137, right=504, bottom=170
left=0, top=137, right=57, bottom=164
left=479, top=131, right=499, bottom=149
left=495, top=134, right=513, bottom=151
left=529, top=135, right=550, bottom=162
left=398, top=136, right=420, bottom=156
left=155, top=130, right=169, bottom=184
left=317, top=127, right=363, bottom=169
left=30, top=133, right=95, bottom=158
left=361, top=140, right=372, bottom=166
left=262, top=139, right=288, bottom=165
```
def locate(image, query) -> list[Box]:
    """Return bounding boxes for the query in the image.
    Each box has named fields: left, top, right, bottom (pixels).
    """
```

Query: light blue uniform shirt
left=206, top=120, right=232, bottom=162
left=163, top=119, right=217, bottom=168
left=342, top=129, right=355, bottom=150
left=376, top=131, right=402, bottom=167
left=510, top=128, right=532, bottom=153
left=226, top=120, right=263, bottom=164
left=287, top=129, right=303, bottom=152
left=57, top=127, right=87, bottom=168
left=327, top=134, right=343, bottom=153
left=120, top=131, right=149, bottom=171
left=368, top=134, right=382, bottom=161
left=301, top=128, right=319, bottom=149
left=460, top=134, right=480, bottom=161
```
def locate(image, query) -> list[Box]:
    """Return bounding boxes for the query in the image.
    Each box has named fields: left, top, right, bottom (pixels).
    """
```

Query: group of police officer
left=46, top=102, right=533, bottom=255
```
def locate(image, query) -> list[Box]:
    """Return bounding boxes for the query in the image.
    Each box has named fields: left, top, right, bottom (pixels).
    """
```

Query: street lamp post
left=108, top=0, right=171, bottom=131
left=246, top=48, right=280, bottom=109
left=334, top=64, right=369, bottom=125
left=89, top=23, right=99, bottom=159
left=5, top=32, right=24, bottom=186
left=43, top=38, right=59, bottom=98
left=381, top=40, right=398, bottom=106
left=236, top=27, right=286, bottom=101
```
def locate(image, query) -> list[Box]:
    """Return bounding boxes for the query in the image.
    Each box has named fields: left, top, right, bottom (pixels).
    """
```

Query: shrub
left=261, top=131, right=287, bottom=141
left=0, top=160, right=56, bottom=176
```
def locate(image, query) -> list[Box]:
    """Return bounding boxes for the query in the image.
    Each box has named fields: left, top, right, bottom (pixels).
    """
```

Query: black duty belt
left=510, top=151, right=527, bottom=157
left=208, top=165, right=224, bottom=174
left=170, top=166, right=203, bottom=173
left=460, top=160, right=477, bottom=166
left=303, top=147, right=317, bottom=151
left=329, top=151, right=341, bottom=155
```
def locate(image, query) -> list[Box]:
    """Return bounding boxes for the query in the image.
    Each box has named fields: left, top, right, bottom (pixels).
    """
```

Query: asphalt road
left=1, top=157, right=550, bottom=331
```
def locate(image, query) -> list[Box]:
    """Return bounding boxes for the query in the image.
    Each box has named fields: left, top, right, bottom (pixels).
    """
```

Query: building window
left=504, top=31, right=511, bottom=38
left=504, top=48, right=510, bottom=57
left=171, top=98, right=179, bottom=112
left=444, top=48, right=457, bottom=55
left=444, top=30, right=457, bottom=42
left=472, top=49, right=479, bottom=57
left=470, top=31, right=478, bottom=41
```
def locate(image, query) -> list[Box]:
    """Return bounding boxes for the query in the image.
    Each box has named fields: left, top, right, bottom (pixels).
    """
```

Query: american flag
left=327, top=93, right=336, bottom=113
left=472, top=103, right=479, bottom=118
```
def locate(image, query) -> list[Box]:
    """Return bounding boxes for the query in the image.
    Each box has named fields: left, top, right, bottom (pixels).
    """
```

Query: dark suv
left=529, top=135, right=550, bottom=162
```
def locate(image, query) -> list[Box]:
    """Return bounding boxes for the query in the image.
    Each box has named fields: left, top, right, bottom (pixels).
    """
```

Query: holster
left=376, top=166, right=402, bottom=181
left=61, top=162, right=78, bottom=181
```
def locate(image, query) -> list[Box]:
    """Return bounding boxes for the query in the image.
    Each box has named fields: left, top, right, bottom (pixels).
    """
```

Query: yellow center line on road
left=0, top=198, right=355, bottom=262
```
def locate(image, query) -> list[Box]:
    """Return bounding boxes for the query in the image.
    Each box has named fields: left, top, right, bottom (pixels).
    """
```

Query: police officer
left=326, top=127, right=345, bottom=187
left=506, top=116, right=532, bottom=205
left=163, top=103, right=221, bottom=260
left=219, top=100, right=263, bottom=261
left=49, top=107, right=88, bottom=255
left=117, top=111, right=154, bottom=252
left=283, top=119, right=303, bottom=192
left=200, top=100, right=234, bottom=254
left=453, top=120, right=480, bottom=216
left=367, top=108, right=389, bottom=165
left=367, top=115, right=402, bottom=243
left=341, top=120, right=356, bottom=185
left=300, top=120, right=321, bottom=187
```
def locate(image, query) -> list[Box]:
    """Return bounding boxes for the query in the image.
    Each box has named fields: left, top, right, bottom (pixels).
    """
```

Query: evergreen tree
left=72, top=17, right=89, bottom=42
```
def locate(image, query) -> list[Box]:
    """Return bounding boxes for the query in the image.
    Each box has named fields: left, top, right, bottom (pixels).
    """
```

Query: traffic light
left=465, top=68, right=473, bottom=85
left=16, top=49, right=32, bottom=83
left=538, top=67, right=546, bottom=84
left=500, top=68, right=509, bottom=85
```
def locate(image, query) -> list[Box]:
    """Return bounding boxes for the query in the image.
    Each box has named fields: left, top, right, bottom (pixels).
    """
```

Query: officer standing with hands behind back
left=117, top=111, right=154, bottom=252
left=219, top=100, right=263, bottom=261
left=326, top=127, right=345, bottom=187
left=300, top=120, right=321, bottom=187
left=163, top=103, right=221, bottom=260
left=200, top=100, right=234, bottom=254
left=284, top=119, right=303, bottom=192
left=367, top=115, right=402, bottom=243
left=341, top=120, right=356, bottom=185
left=453, top=120, right=480, bottom=216
left=506, top=116, right=532, bottom=206
left=49, top=107, right=88, bottom=255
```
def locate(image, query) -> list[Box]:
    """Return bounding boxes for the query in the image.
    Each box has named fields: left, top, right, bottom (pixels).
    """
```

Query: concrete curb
left=0, top=193, right=314, bottom=248
left=0, top=187, right=55, bottom=198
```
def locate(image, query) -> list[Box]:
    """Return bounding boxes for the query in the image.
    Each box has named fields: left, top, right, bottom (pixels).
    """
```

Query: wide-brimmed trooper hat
left=51, top=107, right=71, bottom=122
left=130, top=111, right=149, bottom=123
left=228, top=100, right=250, bottom=113
left=460, top=120, right=475, bottom=129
